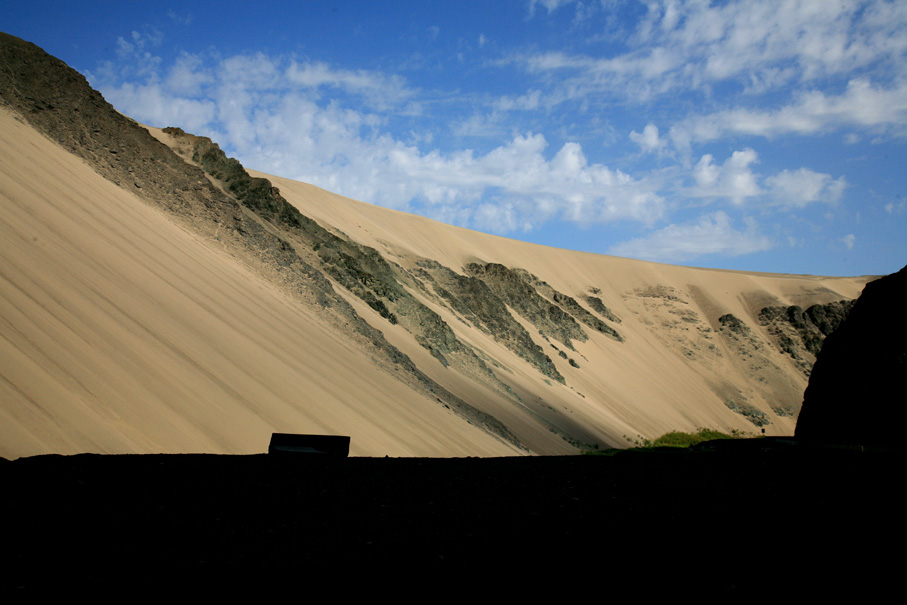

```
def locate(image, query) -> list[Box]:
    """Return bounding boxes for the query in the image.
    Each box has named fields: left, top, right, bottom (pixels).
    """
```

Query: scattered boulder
left=795, top=265, right=907, bottom=446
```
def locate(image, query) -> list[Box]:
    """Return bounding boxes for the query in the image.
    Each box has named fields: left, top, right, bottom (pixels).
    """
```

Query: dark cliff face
left=795, top=265, right=907, bottom=446
left=758, top=300, right=855, bottom=375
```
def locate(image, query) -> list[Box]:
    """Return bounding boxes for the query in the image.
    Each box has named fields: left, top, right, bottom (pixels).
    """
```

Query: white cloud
left=609, top=211, right=773, bottom=262
left=683, top=151, right=847, bottom=210
left=93, top=47, right=667, bottom=233
left=165, top=52, right=212, bottom=96
left=690, top=149, right=760, bottom=205
left=671, top=79, right=907, bottom=150
left=111, top=30, right=163, bottom=78
left=100, top=82, right=217, bottom=133
left=765, top=169, right=846, bottom=208
left=285, top=61, right=412, bottom=105
left=288, top=127, right=664, bottom=228
left=116, top=29, right=163, bottom=57
left=842, top=233, right=856, bottom=249
left=885, top=199, right=907, bottom=214
left=166, top=10, right=193, bottom=26
left=528, top=0, right=575, bottom=17
left=85, top=5, right=897, bottom=270
left=450, top=112, right=506, bottom=138
left=518, top=1, right=906, bottom=105
left=629, top=123, right=666, bottom=153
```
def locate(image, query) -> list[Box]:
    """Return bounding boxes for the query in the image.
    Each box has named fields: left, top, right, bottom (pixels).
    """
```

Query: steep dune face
left=0, top=108, right=522, bottom=458
left=0, top=32, right=869, bottom=458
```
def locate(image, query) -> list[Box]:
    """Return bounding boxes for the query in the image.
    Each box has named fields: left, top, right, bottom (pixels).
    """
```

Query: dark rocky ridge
left=582, top=294, right=622, bottom=324
left=759, top=300, right=855, bottom=375
left=414, top=259, right=564, bottom=382
left=465, top=263, right=588, bottom=350
left=162, top=126, right=628, bottom=393
left=162, top=127, right=523, bottom=403
left=796, top=265, right=907, bottom=446
left=516, top=269, right=623, bottom=342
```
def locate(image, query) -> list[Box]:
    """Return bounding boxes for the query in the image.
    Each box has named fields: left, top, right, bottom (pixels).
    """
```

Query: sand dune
left=254, top=168, right=867, bottom=432
left=0, top=108, right=523, bottom=458
left=0, top=37, right=869, bottom=458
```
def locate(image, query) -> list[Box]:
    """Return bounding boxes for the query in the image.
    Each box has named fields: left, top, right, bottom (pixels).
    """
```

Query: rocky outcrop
left=717, top=313, right=749, bottom=336
left=582, top=295, right=622, bottom=324
left=161, top=128, right=520, bottom=402
left=463, top=263, right=624, bottom=350
left=521, top=273, right=623, bottom=342
left=796, top=266, right=907, bottom=446
left=465, top=263, right=588, bottom=350
left=415, top=260, right=564, bottom=382
left=759, top=300, right=855, bottom=375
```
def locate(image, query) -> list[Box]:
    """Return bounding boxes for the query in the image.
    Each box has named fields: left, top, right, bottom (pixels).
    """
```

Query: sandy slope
left=0, top=102, right=870, bottom=459
left=253, top=168, right=869, bottom=442
left=0, top=108, right=522, bottom=459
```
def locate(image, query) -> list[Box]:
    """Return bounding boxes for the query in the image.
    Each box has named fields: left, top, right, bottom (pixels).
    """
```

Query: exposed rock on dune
left=759, top=300, right=855, bottom=375
left=0, top=32, right=872, bottom=458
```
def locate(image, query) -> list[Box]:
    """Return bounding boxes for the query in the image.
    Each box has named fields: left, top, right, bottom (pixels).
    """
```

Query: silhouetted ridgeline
left=797, top=265, right=907, bottom=446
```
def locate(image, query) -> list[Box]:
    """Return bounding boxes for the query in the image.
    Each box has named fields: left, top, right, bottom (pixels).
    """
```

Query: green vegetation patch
left=647, top=428, right=741, bottom=448
left=588, top=428, right=752, bottom=454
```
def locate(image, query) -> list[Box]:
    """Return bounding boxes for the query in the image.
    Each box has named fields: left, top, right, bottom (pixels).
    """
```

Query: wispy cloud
left=670, top=79, right=907, bottom=151
left=609, top=211, right=773, bottom=263
left=528, top=0, right=576, bottom=18
left=522, top=0, right=906, bottom=102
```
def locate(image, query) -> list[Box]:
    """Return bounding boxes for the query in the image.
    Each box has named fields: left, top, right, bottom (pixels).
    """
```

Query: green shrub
left=586, top=427, right=751, bottom=454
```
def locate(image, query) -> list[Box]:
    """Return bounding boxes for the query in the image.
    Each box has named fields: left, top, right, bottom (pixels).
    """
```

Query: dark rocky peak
left=0, top=32, right=236, bottom=219
left=796, top=265, right=907, bottom=446
left=163, top=127, right=306, bottom=230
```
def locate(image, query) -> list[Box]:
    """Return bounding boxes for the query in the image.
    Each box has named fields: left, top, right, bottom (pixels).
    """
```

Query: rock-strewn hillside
left=0, top=32, right=871, bottom=457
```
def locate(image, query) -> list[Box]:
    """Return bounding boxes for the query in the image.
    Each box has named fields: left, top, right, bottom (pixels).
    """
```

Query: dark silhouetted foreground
left=1, top=441, right=897, bottom=597
left=797, top=264, right=907, bottom=445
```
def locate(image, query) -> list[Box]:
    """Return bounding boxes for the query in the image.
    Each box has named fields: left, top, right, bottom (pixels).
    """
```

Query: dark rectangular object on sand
left=268, top=433, right=350, bottom=457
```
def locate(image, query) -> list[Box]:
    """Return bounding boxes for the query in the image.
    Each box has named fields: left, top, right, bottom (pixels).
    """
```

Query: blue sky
left=5, top=1, right=906, bottom=276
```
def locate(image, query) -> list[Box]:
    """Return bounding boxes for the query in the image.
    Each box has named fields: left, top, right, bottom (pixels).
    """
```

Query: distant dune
left=0, top=32, right=870, bottom=458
